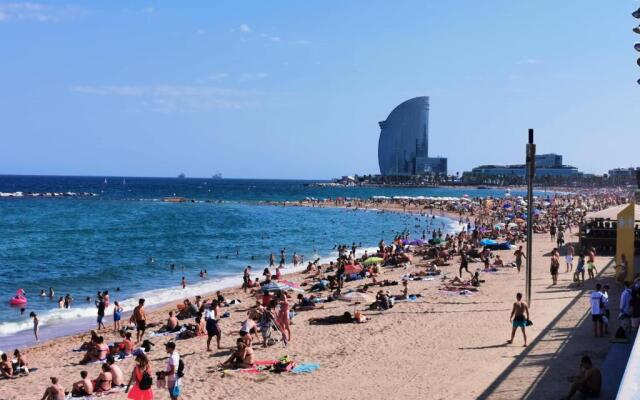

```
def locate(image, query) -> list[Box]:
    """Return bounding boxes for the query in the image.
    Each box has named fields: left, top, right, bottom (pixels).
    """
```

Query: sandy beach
left=0, top=199, right=621, bottom=400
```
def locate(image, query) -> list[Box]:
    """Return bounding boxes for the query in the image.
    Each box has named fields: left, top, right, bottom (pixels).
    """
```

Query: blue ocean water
left=0, top=176, right=531, bottom=347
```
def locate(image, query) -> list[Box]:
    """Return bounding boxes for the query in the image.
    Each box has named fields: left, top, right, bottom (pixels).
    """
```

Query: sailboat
left=123, top=178, right=126, bottom=185
left=103, top=178, right=108, bottom=184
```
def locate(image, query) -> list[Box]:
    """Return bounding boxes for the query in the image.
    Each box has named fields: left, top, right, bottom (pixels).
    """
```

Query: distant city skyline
left=0, top=1, right=638, bottom=179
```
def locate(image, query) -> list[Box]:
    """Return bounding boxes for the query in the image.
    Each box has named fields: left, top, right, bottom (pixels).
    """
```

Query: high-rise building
left=377, top=96, right=447, bottom=176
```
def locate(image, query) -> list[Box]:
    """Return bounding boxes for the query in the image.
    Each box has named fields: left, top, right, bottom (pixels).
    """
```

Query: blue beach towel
left=292, top=363, right=320, bottom=374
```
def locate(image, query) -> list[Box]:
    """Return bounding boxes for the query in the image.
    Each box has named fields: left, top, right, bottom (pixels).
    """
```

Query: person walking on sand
left=565, top=243, right=574, bottom=273
left=205, top=301, right=222, bottom=351
left=125, top=353, right=154, bottom=400
left=550, top=252, right=560, bottom=285
left=269, top=253, right=275, bottom=267
left=133, top=299, right=147, bottom=343
left=590, top=284, right=605, bottom=337
left=165, top=342, right=181, bottom=400
left=30, top=312, right=39, bottom=342
left=514, top=245, right=525, bottom=273
left=508, top=292, right=529, bottom=347
left=242, top=265, right=252, bottom=293
left=459, top=249, right=472, bottom=278
left=96, top=296, right=106, bottom=330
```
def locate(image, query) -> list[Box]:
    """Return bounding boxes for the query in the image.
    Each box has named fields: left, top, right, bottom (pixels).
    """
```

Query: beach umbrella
left=261, top=282, right=290, bottom=292
left=409, top=239, right=425, bottom=246
left=344, top=264, right=363, bottom=274
left=278, top=280, right=304, bottom=292
left=339, top=292, right=373, bottom=303
left=362, top=257, right=384, bottom=266
left=480, top=238, right=497, bottom=246
left=429, top=238, right=443, bottom=245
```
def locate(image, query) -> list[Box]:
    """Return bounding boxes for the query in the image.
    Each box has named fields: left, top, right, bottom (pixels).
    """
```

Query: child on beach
left=113, top=301, right=123, bottom=332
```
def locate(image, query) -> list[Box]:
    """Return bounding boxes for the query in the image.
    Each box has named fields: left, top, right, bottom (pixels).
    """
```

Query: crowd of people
left=5, top=189, right=638, bottom=399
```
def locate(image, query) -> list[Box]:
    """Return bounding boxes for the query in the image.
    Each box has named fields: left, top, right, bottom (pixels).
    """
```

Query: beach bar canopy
left=584, top=204, right=640, bottom=221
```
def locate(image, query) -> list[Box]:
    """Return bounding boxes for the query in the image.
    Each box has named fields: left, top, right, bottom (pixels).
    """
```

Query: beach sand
left=0, top=229, right=620, bottom=400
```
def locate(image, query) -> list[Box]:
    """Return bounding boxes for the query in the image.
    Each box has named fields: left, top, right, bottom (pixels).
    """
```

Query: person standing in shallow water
left=508, top=292, right=529, bottom=347
left=30, top=312, right=39, bottom=342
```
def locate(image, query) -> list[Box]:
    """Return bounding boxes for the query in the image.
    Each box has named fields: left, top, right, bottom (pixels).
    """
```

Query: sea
left=0, top=175, right=536, bottom=349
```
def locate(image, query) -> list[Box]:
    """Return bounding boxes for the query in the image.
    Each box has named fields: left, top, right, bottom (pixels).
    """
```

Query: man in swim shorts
left=133, top=298, right=146, bottom=343
left=508, top=292, right=529, bottom=346
left=514, top=245, right=525, bottom=273
left=459, top=249, right=471, bottom=278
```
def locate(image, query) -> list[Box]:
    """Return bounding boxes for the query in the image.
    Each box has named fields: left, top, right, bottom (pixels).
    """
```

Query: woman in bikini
left=277, top=293, right=292, bottom=342
left=95, top=363, right=113, bottom=393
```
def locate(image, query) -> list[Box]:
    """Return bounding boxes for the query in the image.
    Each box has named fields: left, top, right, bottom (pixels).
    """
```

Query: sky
left=0, top=0, right=639, bottom=179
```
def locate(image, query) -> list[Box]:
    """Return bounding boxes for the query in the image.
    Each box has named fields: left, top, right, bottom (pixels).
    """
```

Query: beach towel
left=69, top=385, right=126, bottom=399
left=292, top=363, right=320, bottom=374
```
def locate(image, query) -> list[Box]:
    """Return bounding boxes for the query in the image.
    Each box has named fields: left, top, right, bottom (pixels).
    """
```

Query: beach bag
left=177, top=359, right=185, bottom=378
left=171, top=380, right=181, bottom=397
left=139, top=371, right=153, bottom=390
left=526, top=319, right=533, bottom=327
left=615, top=326, right=628, bottom=339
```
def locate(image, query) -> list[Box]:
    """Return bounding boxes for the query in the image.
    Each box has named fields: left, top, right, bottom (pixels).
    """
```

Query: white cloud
left=288, top=39, right=310, bottom=45
left=70, top=84, right=264, bottom=112
left=239, top=73, right=268, bottom=81
left=142, top=6, right=154, bottom=13
left=522, top=58, right=541, bottom=65
left=0, top=2, right=80, bottom=22
left=239, top=23, right=251, bottom=33
left=207, top=73, right=229, bottom=81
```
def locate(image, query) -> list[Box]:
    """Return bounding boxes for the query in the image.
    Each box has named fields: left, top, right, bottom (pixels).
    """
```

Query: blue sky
left=0, top=0, right=638, bottom=179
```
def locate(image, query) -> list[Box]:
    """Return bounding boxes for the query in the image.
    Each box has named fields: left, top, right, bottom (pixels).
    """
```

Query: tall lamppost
left=525, top=129, right=535, bottom=306
left=634, top=7, right=640, bottom=84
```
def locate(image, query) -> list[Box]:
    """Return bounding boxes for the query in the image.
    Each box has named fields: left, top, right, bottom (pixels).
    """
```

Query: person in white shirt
left=590, top=284, right=604, bottom=337
left=165, top=342, right=181, bottom=400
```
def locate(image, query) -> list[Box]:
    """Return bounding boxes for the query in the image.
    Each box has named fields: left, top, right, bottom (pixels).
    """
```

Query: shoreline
left=1, top=195, right=625, bottom=400
left=0, top=204, right=460, bottom=348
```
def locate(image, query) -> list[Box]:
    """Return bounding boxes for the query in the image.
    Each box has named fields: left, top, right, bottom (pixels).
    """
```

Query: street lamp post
left=525, top=129, right=536, bottom=306
left=634, top=7, right=640, bottom=84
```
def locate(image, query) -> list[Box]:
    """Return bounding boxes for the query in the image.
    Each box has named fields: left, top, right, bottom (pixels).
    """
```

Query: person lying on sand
left=293, top=294, right=324, bottom=311
left=220, top=338, right=255, bottom=369
left=71, top=370, right=94, bottom=397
